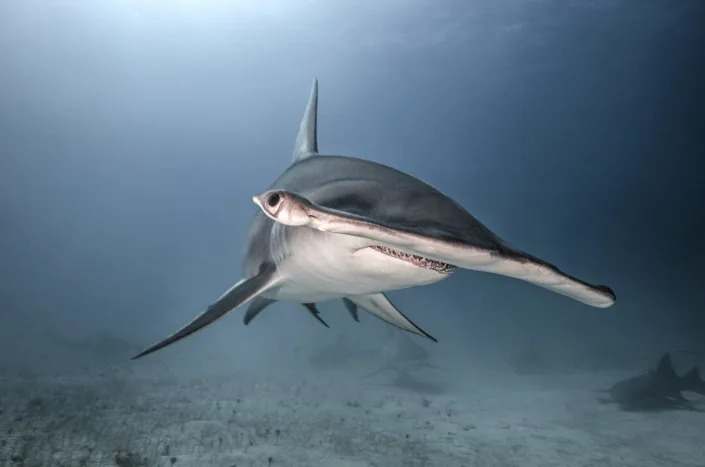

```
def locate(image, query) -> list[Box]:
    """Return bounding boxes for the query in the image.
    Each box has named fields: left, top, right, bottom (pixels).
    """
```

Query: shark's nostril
left=267, top=192, right=281, bottom=207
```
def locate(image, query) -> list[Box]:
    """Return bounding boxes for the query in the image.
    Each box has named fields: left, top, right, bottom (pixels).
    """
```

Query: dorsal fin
left=656, top=353, right=678, bottom=380
left=292, top=79, right=319, bottom=163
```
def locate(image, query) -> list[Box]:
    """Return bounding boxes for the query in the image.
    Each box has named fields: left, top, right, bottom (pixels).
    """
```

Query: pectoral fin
left=133, top=262, right=280, bottom=359
left=345, top=293, right=436, bottom=342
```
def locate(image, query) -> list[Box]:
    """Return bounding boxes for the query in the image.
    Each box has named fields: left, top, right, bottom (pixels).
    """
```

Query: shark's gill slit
left=371, top=245, right=455, bottom=274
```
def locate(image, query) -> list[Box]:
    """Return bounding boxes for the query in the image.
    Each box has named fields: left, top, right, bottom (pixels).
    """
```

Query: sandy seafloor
left=1, top=363, right=704, bottom=467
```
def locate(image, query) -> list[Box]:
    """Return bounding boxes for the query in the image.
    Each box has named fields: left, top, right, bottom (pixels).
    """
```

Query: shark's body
left=133, top=80, right=616, bottom=360
left=598, top=353, right=705, bottom=411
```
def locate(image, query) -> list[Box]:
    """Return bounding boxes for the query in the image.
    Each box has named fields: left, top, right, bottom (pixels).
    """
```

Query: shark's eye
left=267, top=192, right=281, bottom=208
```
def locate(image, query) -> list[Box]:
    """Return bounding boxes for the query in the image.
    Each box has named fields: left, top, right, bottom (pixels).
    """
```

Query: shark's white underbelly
left=263, top=227, right=451, bottom=302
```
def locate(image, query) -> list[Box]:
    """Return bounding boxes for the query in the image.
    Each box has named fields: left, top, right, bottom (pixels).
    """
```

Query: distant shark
left=360, top=327, right=447, bottom=380
left=133, top=80, right=616, bottom=359
left=597, top=353, right=705, bottom=411
left=307, top=333, right=375, bottom=371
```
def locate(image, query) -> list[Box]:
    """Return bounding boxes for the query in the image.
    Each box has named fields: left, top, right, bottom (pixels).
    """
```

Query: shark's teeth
left=371, top=245, right=455, bottom=274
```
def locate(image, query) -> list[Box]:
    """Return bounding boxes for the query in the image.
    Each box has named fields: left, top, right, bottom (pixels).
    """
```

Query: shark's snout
left=252, top=191, right=280, bottom=218
left=252, top=191, right=280, bottom=212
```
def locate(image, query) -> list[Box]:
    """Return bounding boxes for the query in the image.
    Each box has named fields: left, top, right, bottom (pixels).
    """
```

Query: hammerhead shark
left=133, top=80, right=616, bottom=359
left=597, top=353, right=705, bottom=411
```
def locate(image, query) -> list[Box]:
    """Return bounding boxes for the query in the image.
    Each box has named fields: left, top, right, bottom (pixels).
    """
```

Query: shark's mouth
left=371, top=245, right=455, bottom=274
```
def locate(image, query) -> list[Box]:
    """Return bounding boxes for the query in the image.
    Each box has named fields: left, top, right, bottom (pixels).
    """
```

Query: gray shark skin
left=133, top=80, right=616, bottom=360
left=598, top=353, right=705, bottom=411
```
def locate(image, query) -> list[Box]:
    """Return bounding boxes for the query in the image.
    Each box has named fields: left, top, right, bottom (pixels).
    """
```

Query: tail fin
left=682, top=367, right=705, bottom=395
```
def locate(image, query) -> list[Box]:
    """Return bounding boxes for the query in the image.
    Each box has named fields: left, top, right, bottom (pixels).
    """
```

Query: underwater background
left=1, top=1, right=704, bottom=466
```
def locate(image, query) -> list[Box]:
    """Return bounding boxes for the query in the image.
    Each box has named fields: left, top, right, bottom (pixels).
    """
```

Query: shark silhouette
left=598, top=353, right=705, bottom=411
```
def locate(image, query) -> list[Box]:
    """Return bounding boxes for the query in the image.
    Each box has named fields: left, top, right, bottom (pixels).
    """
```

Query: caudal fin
left=682, top=367, right=705, bottom=395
